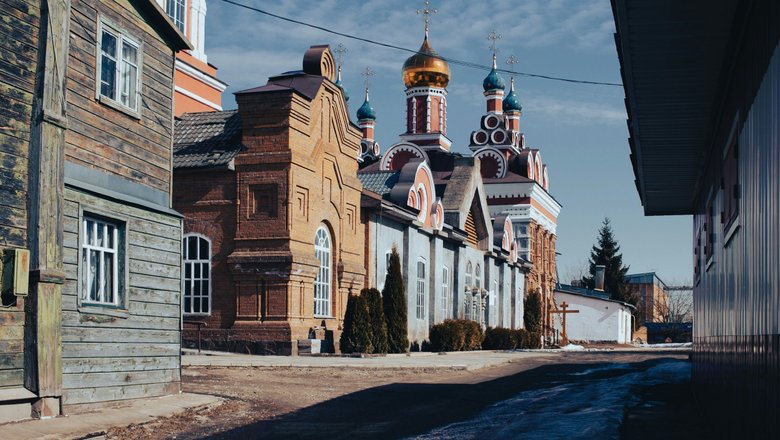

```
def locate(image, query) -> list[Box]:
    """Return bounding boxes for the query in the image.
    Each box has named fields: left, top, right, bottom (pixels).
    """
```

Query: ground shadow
left=202, top=356, right=693, bottom=440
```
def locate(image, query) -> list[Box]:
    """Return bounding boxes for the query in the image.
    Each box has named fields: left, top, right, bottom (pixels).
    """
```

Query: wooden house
left=0, top=0, right=190, bottom=421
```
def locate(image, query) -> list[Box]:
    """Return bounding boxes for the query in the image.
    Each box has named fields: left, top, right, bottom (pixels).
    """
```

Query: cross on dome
left=487, top=30, right=502, bottom=68
left=416, top=0, right=438, bottom=39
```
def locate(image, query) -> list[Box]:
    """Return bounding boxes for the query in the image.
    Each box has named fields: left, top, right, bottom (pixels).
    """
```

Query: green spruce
left=363, top=287, right=389, bottom=354
left=581, top=218, right=638, bottom=308
left=340, top=294, right=374, bottom=354
left=523, top=290, right=543, bottom=333
left=382, top=247, right=409, bottom=353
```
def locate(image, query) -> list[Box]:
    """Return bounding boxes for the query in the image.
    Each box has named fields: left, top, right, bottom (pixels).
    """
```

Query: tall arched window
left=475, top=264, right=482, bottom=290
left=313, top=225, right=332, bottom=317
left=183, top=234, right=211, bottom=315
left=465, top=261, right=473, bottom=287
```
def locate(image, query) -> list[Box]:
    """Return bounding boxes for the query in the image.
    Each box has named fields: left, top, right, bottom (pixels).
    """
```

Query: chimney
left=594, top=265, right=605, bottom=291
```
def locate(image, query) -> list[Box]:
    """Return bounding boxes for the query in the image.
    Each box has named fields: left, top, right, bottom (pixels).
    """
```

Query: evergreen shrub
left=429, top=320, right=466, bottom=352
left=382, top=248, right=409, bottom=353
left=340, top=294, right=373, bottom=354
left=482, top=327, right=516, bottom=350
left=362, top=288, right=388, bottom=354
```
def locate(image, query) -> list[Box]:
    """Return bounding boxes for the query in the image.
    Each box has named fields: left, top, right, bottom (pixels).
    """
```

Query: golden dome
left=402, top=37, right=451, bottom=89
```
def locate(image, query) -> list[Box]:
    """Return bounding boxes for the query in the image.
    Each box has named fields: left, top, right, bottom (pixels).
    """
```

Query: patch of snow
left=407, top=360, right=690, bottom=440
left=636, top=342, right=692, bottom=348
left=560, top=343, right=585, bottom=351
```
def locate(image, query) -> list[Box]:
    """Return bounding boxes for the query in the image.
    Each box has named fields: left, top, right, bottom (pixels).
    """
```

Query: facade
left=554, top=285, right=634, bottom=344
left=625, top=272, right=668, bottom=324
left=156, top=0, right=227, bottom=115
left=358, top=31, right=558, bottom=339
left=173, top=46, right=365, bottom=355
left=0, top=0, right=189, bottom=421
left=613, top=0, right=780, bottom=436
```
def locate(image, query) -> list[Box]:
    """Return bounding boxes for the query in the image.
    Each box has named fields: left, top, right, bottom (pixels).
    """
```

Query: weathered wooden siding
left=65, top=0, right=175, bottom=193
left=0, top=0, right=40, bottom=391
left=60, top=188, right=181, bottom=406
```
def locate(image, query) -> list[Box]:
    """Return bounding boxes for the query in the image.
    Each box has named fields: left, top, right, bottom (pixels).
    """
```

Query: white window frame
left=96, top=19, right=142, bottom=116
left=475, top=264, right=482, bottom=290
left=165, top=0, right=187, bottom=33
left=183, top=234, right=212, bottom=315
left=314, top=225, right=332, bottom=317
left=416, top=258, right=426, bottom=320
left=80, top=216, right=121, bottom=307
left=441, top=266, right=450, bottom=320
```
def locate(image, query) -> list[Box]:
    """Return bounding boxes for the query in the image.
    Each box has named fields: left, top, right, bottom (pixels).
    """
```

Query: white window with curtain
left=416, top=259, right=426, bottom=320
left=165, top=0, right=186, bottom=33
left=81, top=216, right=120, bottom=306
left=441, top=266, right=450, bottom=320
left=98, top=21, right=141, bottom=113
left=314, top=225, right=332, bottom=317
left=183, top=234, right=211, bottom=315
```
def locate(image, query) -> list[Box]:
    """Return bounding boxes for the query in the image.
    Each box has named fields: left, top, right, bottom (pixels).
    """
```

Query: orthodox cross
left=487, top=30, right=502, bottom=67
left=417, top=0, right=438, bottom=38
left=361, top=67, right=375, bottom=95
left=334, top=43, right=348, bottom=67
left=548, top=301, right=579, bottom=346
left=506, top=54, right=520, bottom=88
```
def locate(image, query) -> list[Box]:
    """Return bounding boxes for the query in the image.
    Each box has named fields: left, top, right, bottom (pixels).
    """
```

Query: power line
left=219, top=0, right=623, bottom=87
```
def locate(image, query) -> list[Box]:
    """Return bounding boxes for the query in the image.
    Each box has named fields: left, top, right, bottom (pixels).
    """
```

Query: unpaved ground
left=105, top=352, right=697, bottom=439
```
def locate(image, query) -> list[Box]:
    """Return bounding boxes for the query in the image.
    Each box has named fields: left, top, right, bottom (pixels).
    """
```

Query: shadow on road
left=202, top=356, right=698, bottom=440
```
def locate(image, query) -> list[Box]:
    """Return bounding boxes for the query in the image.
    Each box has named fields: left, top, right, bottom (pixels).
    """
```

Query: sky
left=203, top=0, right=693, bottom=285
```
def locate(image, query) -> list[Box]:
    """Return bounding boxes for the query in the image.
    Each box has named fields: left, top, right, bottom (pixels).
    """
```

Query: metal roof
left=612, top=0, right=740, bottom=214
left=358, top=171, right=399, bottom=198
left=173, top=110, right=244, bottom=169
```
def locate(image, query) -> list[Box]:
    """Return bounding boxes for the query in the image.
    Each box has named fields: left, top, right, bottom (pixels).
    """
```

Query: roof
left=358, top=171, right=400, bottom=198
left=555, top=284, right=636, bottom=310
left=625, top=272, right=668, bottom=288
left=173, top=110, right=244, bottom=169
left=235, top=72, right=326, bottom=101
left=612, top=0, right=740, bottom=214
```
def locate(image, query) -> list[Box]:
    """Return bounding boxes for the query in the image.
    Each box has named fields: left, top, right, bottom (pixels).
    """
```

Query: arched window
left=416, top=258, right=426, bottom=320
left=475, top=264, right=482, bottom=289
left=465, top=261, right=473, bottom=288
left=313, top=225, right=332, bottom=317
left=183, top=234, right=211, bottom=315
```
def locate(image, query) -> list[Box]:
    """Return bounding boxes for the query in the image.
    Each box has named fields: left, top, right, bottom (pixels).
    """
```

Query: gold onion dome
left=402, top=37, right=451, bottom=88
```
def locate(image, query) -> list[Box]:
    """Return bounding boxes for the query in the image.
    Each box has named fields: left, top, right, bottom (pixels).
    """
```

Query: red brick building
left=173, top=46, right=364, bottom=354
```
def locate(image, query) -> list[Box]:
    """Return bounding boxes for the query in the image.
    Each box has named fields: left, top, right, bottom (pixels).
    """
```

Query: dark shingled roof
left=358, top=171, right=400, bottom=198
left=235, top=72, right=325, bottom=101
left=174, top=110, right=244, bottom=169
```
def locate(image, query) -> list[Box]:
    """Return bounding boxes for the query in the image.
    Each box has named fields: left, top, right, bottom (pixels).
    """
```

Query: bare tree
left=561, top=260, right=590, bottom=286
left=655, top=290, right=693, bottom=323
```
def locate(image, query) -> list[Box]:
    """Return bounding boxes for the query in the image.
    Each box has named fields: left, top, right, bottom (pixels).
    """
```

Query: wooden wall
left=61, top=189, right=181, bottom=406
left=0, top=0, right=40, bottom=391
left=66, top=0, right=175, bottom=193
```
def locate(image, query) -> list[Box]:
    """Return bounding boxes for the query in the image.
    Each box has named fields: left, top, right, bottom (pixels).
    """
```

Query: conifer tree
left=363, top=287, right=389, bottom=354
left=523, top=290, right=543, bottom=333
left=382, top=247, right=409, bottom=353
left=340, top=294, right=373, bottom=354
left=582, top=218, right=637, bottom=307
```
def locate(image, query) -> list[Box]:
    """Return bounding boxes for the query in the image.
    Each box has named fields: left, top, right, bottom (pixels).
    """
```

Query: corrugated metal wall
left=693, top=38, right=780, bottom=438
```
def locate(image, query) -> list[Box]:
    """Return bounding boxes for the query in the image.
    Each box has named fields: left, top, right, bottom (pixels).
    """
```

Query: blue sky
left=203, top=0, right=692, bottom=285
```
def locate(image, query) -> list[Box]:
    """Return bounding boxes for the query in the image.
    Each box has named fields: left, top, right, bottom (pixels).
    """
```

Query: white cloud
left=524, top=93, right=626, bottom=126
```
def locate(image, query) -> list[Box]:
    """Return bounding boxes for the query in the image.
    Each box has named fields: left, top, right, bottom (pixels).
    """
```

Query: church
left=172, top=11, right=560, bottom=353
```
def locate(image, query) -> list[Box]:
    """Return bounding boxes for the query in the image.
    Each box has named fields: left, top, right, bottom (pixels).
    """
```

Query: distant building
left=613, top=0, right=780, bottom=436
left=156, top=0, right=227, bottom=116
left=554, top=284, right=635, bottom=344
left=625, top=272, right=668, bottom=324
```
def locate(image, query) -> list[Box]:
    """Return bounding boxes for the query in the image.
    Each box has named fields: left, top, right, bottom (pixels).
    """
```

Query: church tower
left=158, top=0, right=228, bottom=116
left=357, top=87, right=380, bottom=163
left=399, top=7, right=452, bottom=151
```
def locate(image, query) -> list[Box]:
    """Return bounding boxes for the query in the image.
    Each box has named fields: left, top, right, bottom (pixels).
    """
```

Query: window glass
left=100, top=30, right=117, bottom=100
left=82, top=217, right=120, bottom=306
left=183, top=234, right=211, bottom=314
left=98, top=24, right=140, bottom=112
left=416, top=259, right=426, bottom=319
left=314, top=226, right=332, bottom=317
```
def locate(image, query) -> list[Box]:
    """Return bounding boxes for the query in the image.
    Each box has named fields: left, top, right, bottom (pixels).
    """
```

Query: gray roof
left=555, top=284, right=636, bottom=310
left=358, top=171, right=399, bottom=198
left=173, top=110, right=244, bottom=169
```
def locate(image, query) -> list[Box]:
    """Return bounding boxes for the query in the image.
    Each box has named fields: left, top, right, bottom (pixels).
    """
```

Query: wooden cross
left=417, top=0, right=438, bottom=38
left=548, top=301, right=579, bottom=345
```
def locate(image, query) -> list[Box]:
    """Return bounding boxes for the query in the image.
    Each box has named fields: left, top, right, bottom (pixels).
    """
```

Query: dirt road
left=106, top=351, right=695, bottom=439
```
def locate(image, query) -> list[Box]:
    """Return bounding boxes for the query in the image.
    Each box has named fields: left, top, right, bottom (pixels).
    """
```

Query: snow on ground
left=560, top=343, right=585, bottom=351
left=637, top=342, right=692, bottom=348
left=407, top=359, right=691, bottom=440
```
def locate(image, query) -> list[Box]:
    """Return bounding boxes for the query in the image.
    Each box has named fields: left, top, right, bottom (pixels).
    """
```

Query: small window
left=165, top=0, right=186, bottom=33
left=694, top=225, right=702, bottom=285
left=441, top=266, right=450, bottom=319
left=183, top=234, right=211, bottom=315
left=475, top=264, right=482, bottom=289
left=722, top=140, right=739, bottom=239
left=81, top=216, right=122, bottom=306
left=416, top=259, right=426, bottom=320
left=465, top=261, right=473, bottom=288
left=705, top=202, right=715, bottom=266
left=314, top=225, right=332, bottom=317
left=98, top=22, right=141, bottom=113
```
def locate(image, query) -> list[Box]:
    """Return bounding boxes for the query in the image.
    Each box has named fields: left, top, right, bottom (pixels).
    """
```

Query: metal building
left=612, top=0, right=780, bottom=436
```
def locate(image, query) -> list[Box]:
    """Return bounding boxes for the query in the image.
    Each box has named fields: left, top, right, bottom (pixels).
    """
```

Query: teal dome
left=335, top=78, right=349, bottom=102
left=483, top=68, right=505, bottom=92
left=503, top=89, right=522, bottom=112
left=356, top=93, right=376, bottom=121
